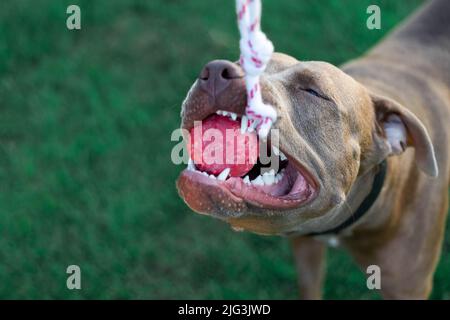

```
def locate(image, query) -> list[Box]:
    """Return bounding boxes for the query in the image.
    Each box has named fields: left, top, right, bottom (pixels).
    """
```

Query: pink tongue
left=189, top=114, right=259, bottom=177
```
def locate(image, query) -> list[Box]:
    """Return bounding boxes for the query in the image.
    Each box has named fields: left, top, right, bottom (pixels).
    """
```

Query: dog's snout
left=199, top=60, right=244, bottom=97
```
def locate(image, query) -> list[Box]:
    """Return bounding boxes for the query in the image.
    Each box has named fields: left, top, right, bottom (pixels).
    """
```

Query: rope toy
left=236, top=0, right=277, bottom=139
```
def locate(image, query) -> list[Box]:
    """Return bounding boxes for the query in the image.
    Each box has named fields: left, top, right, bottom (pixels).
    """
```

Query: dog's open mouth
left=178, top=109, right=318, bottom=211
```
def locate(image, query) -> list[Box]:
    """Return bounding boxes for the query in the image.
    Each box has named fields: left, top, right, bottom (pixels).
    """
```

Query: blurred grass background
left=0, top=0, right=448, bottom=299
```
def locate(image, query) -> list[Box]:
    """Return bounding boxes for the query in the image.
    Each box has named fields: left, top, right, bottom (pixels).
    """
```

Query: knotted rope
left=236, top=0, right=277, bottom=139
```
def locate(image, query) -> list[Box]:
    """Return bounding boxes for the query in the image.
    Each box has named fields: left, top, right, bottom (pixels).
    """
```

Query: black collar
left=307, top=160, right=387, bottom=237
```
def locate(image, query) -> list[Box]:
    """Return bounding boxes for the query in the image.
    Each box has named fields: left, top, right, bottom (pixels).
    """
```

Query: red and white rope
left=236, top=0, right=277, bottom=139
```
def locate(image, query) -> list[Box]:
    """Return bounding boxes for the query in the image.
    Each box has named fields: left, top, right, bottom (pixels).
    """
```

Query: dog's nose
left=199, top=60, right=244, bottom=97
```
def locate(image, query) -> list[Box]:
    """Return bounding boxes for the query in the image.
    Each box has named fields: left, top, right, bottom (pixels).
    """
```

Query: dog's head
left=176, top=53, right=438, bottom=235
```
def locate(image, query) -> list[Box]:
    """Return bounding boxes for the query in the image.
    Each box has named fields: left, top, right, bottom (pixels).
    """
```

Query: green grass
left=1, top=0, right=448, bottom=299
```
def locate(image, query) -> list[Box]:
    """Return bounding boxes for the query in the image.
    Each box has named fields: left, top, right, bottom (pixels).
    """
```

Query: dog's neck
left=304, top=161, right=387, bottom=237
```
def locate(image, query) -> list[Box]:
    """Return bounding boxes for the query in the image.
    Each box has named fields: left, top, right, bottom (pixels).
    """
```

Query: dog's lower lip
left=178, top=151, right=318, bottom=210
left=224, top=155, right=317, bottom=208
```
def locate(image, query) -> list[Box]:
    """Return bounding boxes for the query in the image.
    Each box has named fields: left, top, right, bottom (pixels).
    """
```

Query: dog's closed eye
left=304, top=88, right=321, bottom=98
left=300, top=87, right=330, bottom=101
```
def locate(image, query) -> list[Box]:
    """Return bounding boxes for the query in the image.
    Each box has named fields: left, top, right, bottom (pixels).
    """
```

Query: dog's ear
left=371, top=93, right=438, bottom=177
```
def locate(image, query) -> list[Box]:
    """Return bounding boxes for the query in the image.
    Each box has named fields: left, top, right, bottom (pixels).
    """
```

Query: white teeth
left=272, top=145, right=287, bottom=161
left=258, top=124, right=270, bottom=140
left=262, top=174, right=274, bottom=185
left=216, top=110, right=239, bottom=122
left=240, top=115, right=248, bottom=134
left=247, top=120, right=257, bottom=133
left=262, top=169, right=276, bottom=185
left=201, top=172, right=208, bottom=176
left=272, top=145, right=280, bottom=156
left=187, top=157, right=195, bottom=171
left=275, top=172, right=283, bottom=183
left=251, top=175, right=264, bottom=186
left=217, top=168, right=230, bottom=181
left=247, top=169, right=284, bottom=187
left=274, top=169, right=284, bottom=183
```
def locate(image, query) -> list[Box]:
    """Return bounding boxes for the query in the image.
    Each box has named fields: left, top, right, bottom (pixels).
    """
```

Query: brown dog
left=177, top=0, right=450, bottom=299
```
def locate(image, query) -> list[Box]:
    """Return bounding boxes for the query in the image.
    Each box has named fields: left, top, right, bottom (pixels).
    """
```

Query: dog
left=176, top=0, right=450, bottom=299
